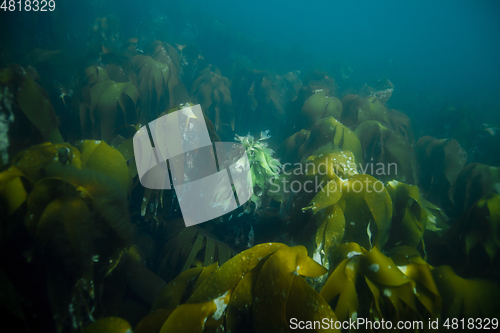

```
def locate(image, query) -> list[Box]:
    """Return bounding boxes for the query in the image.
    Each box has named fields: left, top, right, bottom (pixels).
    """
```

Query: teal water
left=1, top=1, right=499, bottom=332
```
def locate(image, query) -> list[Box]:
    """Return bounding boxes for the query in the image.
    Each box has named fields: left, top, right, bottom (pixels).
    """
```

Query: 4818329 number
left=443, top=318, right=498, bottom=330
left=1, top=0, right=55, bottom=11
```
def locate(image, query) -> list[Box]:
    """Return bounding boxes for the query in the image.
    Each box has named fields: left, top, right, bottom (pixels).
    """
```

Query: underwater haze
left=1, top=0, right=500, bottom=332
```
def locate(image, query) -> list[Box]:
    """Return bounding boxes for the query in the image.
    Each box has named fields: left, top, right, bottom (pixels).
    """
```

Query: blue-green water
left=1, top=1, right=499, bottom=332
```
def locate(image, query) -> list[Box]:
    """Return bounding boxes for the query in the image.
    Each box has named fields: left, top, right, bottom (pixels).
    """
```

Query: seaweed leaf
left=158, top=227, right=237, bottom=283
left=0, top=65, right=63, bottom=143
left=191, top=66, right=234, bottom=133
left=88, top=80, right=139, bottom=142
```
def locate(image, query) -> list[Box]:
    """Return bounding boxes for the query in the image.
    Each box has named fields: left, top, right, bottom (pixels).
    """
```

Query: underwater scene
left=1, top=0, right=500, bottom=332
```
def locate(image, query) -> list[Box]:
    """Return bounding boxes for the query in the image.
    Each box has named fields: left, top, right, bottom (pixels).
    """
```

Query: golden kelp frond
left=279, top=129, right=310, bottom=162
left=84, top=80, right=139, bottom=142
left=134, top=309, right=174, bottom=333
left=85, top=66, right=111, bottom=86
left=323, top=243, right=500, bottom=326
left=300, top=151, right=357, bottom=214
left=340, top=94, right=391, bottom=129
left=11, top=142, right=81, bottom=182
left=340, top=94, right=371, bottom=128
left=75, top=140, right=132, bottom=193
left=454, top=162, right=500, bottom=215
left=191, top=66, right=234, bottom=132
left=134, top=265, right=213, bottom=332
left=10, top=140, right=131, bottom=209
left=431, top=265, right=500, bottom=319
left=102, top=62, right=137, bottom=83
left=415, top=136, right=467, bottom=212
left=0, top=141, right=133, bottom=331
left=0, top=64, right=64, bottom=144
left=304, top=150, right=358, bottom=180
left=133, top=54, right=178, bottom=121
left=293, top=116, right=363, bottom=164
left=157, top=226, right=237, bottom=283
left=340, top=174, right=393, bottom=249
left=279, top=150, right=391, bottom=265
left=303, top=152, right=392, bottom=250
left=0, top=166, right=27, bottom=217
left=150, top=265, right=217, bottom=313
left=321, top=244, right=441, bottom=326
left=124, top=243, right=498, bottom=333
left=187, top=243, right=286, bottom=303
left=366, top=95, right=391, bottom=124
left=311, top=204, right=346, bottom=269
left=355, top=120, right=417, bottom=184
left=300, top=90, right=342, bottom=128
left=250, top=246, right=332, bottom=333
left=146, top=41, right=181, bottom=70
left=385, top=181, right=430, bottom=253
left=145, top=243, right=333, bottom=333
left=459, top=193, right=500, bottom=262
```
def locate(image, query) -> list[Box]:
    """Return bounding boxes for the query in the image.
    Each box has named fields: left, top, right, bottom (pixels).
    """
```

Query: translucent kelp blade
left=404, top=263, right=442, bottom=318
left=151, top=267, right=203, bottom=312
left=193, top=262, right=219, bottom=292
left=0, top=167, right=27, bottom=215
left=13, top=142, right=82, bottom=182
left=295, top=251, right=329, bottom=277
left=320, top=258, right=359, bottom=321
left=217, top=240, right=233, bottom=266
left=253, top=246, right=303, bottom=333
left=381, top=283, right=418, bottom=322
left=286, top=275, right=339, bottom=332
left=364, top=278, right=382, bottom=320
left=431, top=265, right=500, bottom=319
left=305, top=177, right=343, bottom=213
left=159, top=304, right=212, bottom=333
left=386, top=181, right=429, bottom=249
left=89, top=80, right=139, bottom=142
left=158, top=227, right=236, bottom=282
left=14, top=67, right=64, bottom=143
left=348, top=174, right=392, bottom=248
left=181, top=233, right=205, bottom=272
left=360, top=247, right=408, bottom=287
left=188, top=243, right=285, bottom=303
left=204, top=238, right=216, bottom=267
left=328, top=242, right=366, bottom=272
left=252, top=246, right=327, bottom=332
left=81, top=140, right=132, bottom=192
left=226, top=270, right=258, bottom=333
left=134, top=309, right=174, bottom=333
left=323, top=205, right=346, bottom=256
